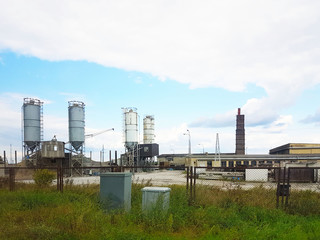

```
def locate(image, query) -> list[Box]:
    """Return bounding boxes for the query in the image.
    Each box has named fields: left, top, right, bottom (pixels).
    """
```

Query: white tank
left=123, top=107, right=138, bottom=150
left=23, top=98, right=43, bottom=151
left=143, top=115, right=155, bottom=144
left=68, top=101, right=85, bottom=151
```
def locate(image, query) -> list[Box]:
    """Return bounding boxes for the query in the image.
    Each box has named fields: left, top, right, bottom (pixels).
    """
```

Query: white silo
left=123, top=107, right=138, bottom=150
left=68, top=101, right=85, bottom=151
left=22, top=98, right=43, bottom=155
left=143, top=115, right=155, bottom=144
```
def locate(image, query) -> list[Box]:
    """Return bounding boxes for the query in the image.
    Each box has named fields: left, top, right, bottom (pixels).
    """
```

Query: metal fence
left=2, top=166, right=320, bottom=208
left=0, top=166, right=189, bottom=193
left=187, top=166, right=320, bottom=208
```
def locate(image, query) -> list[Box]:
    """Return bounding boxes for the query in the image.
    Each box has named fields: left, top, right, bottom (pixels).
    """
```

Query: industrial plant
left=1, top=98, right=159, bottom=176
left=1, top=97, right=320, bottom=181
left=20, top=98, right=88, bottom=174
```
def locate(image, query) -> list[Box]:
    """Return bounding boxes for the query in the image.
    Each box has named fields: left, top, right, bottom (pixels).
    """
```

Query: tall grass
left=1, top=183, right=320, bottom=239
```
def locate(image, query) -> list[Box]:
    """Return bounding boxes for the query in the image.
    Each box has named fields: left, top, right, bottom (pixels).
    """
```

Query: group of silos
left=22, top=99, right=158, bottom=166
left=22, top=98, right=85, bottom=162
left=123, top=107, right=155, bottom=148
left=122, top=107, right=158, bottom=166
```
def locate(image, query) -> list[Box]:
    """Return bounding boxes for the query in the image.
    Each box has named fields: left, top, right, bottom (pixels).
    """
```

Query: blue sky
left=1, top=1, right=320, bottom=162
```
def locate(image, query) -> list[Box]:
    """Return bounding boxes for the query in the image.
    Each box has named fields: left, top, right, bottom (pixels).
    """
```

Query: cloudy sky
left=1, top=0, right=320, bottom=162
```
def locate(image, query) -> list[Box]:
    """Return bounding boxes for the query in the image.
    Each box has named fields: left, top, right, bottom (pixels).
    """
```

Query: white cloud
left=301, top=108, right=320, bottom=124
left=156, top=123, right=236, bottom=154
left=0, top=1, right=319, bottom=86
left=246, top=115, right=320, bottom=154
left=0, top=93, right=23, bottom=161
left=1, top=1, right=320, bottom=153
left=190, top=110, right=234, bottom=128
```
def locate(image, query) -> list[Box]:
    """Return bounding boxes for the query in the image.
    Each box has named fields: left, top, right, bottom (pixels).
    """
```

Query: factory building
left=158, top=152, right=320, bottom=168
left=269, top=143, right=320, bottom=155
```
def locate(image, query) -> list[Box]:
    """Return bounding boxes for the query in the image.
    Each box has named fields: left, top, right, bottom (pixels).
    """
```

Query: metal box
left=141, top=187, right=171, bottom=212
left=100, top=172, right=132, bottom=211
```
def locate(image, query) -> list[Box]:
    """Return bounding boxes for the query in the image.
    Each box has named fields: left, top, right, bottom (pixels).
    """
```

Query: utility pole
left=183, top=129, right=191, bottom=155
left=102, top=145, right=104, bottom=163
left=215, top=133, right=221, bottom=162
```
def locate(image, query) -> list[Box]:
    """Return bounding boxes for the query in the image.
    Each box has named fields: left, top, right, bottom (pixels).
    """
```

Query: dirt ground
left=17, top=169, right=320, bottom=192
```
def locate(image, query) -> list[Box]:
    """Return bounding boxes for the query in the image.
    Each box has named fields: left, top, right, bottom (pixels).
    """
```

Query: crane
left=85, top=128, right=114, bottom=138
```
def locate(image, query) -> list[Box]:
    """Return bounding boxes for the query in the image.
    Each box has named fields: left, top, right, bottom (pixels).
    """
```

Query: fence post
left=193, top=167, right=196, bottom=202
left=57, top=166, right=63, bottom=193
left=57, top=167, right=60, bottom=192
left=9, top=168, right=15, bottom=191
left=281, top=167, right=286, bottom=206
left=285, top=167, right=291, bottom=207
left=186, top=166, right=189, bottom=191
left=189, top=167, right=193, bottom=204
left=60, top=167, right=64, bottom=193
left=276, top=167, right=281, bottom=208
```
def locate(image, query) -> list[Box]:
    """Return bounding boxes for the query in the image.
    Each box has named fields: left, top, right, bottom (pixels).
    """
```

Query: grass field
left=1, top=183, right=320, bottom=239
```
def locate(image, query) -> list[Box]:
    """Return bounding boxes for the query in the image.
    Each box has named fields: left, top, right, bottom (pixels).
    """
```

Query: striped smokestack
left=236, top=108, right=245, bottom=154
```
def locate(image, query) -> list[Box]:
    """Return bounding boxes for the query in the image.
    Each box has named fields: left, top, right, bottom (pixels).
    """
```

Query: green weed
left=33, top=169, right=56, bottom=187
left=1, top=183, right=320, bottom=239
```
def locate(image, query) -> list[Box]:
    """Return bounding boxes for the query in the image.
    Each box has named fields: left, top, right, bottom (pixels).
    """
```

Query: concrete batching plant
left=22, top=98, right=43, bottom=160
left=121, top=108, right=159, bottom=167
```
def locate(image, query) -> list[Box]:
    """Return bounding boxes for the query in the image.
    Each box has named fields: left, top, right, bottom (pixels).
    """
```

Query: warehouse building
left=159, top=144, right=320, bottom=168
left=269, top=143, right=320, bottom=155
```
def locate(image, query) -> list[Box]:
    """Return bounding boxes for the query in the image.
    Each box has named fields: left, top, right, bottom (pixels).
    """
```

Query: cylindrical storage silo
left=143, top=115, right=154, bottom=144
left=23, top=98, right=42, bottom=151
left=124, top=108, right=138, bottom=150
left=68, top=101, right=85, bottom=151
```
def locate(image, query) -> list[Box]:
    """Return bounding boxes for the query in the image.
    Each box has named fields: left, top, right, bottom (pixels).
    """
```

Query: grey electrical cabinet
left=141, top=187, right=171, bottom=212
left=100, top=172, right=132, bottom=211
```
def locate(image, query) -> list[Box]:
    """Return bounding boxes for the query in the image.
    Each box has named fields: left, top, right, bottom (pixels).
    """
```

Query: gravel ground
left=60, top=170, right=187, bottom=186
left=19, top=170, right=320, bottom=192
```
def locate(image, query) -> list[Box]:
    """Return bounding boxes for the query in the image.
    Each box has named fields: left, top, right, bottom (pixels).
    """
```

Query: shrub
left=33, top=169, right=56, bottom=187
